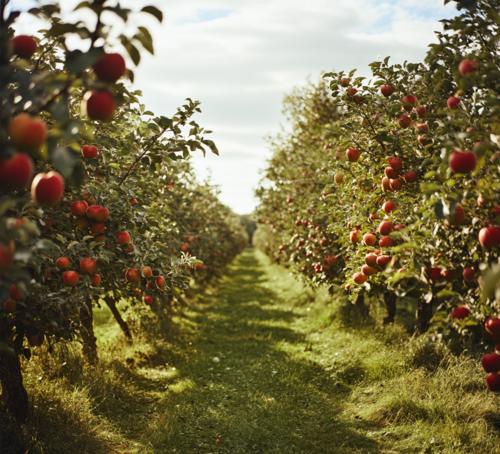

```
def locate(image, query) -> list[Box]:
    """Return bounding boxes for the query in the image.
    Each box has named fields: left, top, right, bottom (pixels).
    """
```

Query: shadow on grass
left=143, top=249, right=382, bottom=454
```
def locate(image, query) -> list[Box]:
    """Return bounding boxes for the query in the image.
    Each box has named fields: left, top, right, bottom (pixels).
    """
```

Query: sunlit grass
left=2, top=248, right=500, bottom=453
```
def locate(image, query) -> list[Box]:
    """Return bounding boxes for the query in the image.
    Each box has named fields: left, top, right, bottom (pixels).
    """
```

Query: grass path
left=6, top=248, right=500, bottom=453
left=147, top=248, right=378, bottom=453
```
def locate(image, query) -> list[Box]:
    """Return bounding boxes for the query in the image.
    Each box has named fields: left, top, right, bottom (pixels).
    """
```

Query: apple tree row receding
left=255, top=0, right=500, bottom=392
left=0, top=1, right=247, bottom=422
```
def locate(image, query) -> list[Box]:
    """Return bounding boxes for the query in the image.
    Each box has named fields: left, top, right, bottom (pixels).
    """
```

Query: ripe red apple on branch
left=346, top=148, right=360, bottom=162
left=449, top=151, right=476, bottom=174
left=11, top=35, right=38, bottom=58
left=479, top=227, right=500, bottom=248
left=56, top=257, right=70, bottom=269
left=9, top=114, right=47, bottom=151
left=125, top=269, right=141, bottom=282
left=71, top=201, right=88, bottom=217
left=459, top=59, right=477, bottom=76
left=81, top=90, right=116, bottom=121
left=31, top=171, right=64, bottom=206
left=380, top=85, right=393, bottom=97
left=92, top=53, right=126, bottom=82
left=0, top=153, right=34, bottom=191
left=82, top=145, right=98, bottom=159
left=62, top=271, right=79, bottom=286
left=116, top=231, right=131, bottom=244
left=401, top=95, right=417, bottom=112
left=451, top=306, right=470, bottom=320
left=80, top=258, right=96, bottom=274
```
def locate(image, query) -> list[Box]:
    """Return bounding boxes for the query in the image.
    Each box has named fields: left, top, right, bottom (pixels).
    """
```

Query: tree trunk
left=354, top=293, right=370, bottom=320
left=383, top=291, right=397, bottom=325
left=0, top=346, right=28, bottom=422
left=80, top=300, right=98, bottom=364
left=415, top=295, right=434, bottom=335
left=104, top=296, right=132, bottom=339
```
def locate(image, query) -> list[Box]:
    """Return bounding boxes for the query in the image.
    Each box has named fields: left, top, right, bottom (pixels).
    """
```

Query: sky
left=9, top=0, right=459, bottom=214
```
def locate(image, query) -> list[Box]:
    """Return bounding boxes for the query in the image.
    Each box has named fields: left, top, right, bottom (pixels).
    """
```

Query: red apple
left=11, top=35, right=38, bottom=58
left=463, top=267, right=475, bottom=281
left=405, top=171, right=417, bottom=183
left=381, top=177, right=391, bottom=191
left=144, top=296, right=153, bottom=305
left=363, top=233, right=376, bottom=247
left=365, top=254, right=378, bottom=267
left=9, top=284, right=22, bottom=300
left=350, top=230, right=360, bottom=243
left=142, top=266, right=152, bottom=278
left=398, top=115, right=411, bottom=128
left=341, top=77, right=350, bottom=87
left=62, top=271, right=79, bottom=286
left=353, top=272, right=368, bottom=285
left=347, top=87, right=357, bottom=96
left=393, top=224, right=405, bottom=232
left=71, top=201, right=88, bottom=217
left=449, top=151, right=476, bottom=174
left=86, top=205, right=104, bottom=220
left=451, top=305, right=470, bottom=320
left=379, top=236, right=397, bottom=248
left=459, top=59, right=477, bottom=76
left=429, top=266, right=442, bottom=281
left=382, top=201, right=397, bottom=213
left=80, top=258, right=96, bottom=274
left=180, top=243, right=190, bottom=252
left=116, top=231, right=131, bottom=244
left=379, top=221, right=393, bottom=236
left=345, top=284, right=351, bottom=290
left=31, top=171, right=64, bottom=206
left=416, top=106, right=427, bottom=118
left=385, top=167, right=399, bottom=179
left=4, top=299, right=17, bottom=312
left=381, top=85, right=393, bottom=97
left=486, top=373, right=500, bottom=392
left=482, top=354, right=500, bottom=373
left=91, top=222, right=105, bottom=234
left=9, top=114, right=47, bottom=151
left=94, top=207, right=109, bottom=222
left=401, top=95, right=417, bottom=111
left=81, top=90, right=116, bottom=121
left=362, top=265, right=377, bottom=276
left=156, top=276, right=165, bottom=287
left=56, top=257, right=70, bottom=270
left=479, top=227, right=500, bottom=248
left=346, top=148, right=360, bottom=162
left=376, top=256, right=391, bottom=268
left=390, top=178, right=404, bottom=191
left=486, top=317, right=500, bottom=336
left=125, top=269, right=141, bottom=282
left=388, top=157, right=402, bottom=170
left=92, top=53, right=126, bottom=82
left=0, top=153, right=34, bottom=191
left=82, top=145, right=98, bottom=159
left=447, top=96, right=460, bottom=109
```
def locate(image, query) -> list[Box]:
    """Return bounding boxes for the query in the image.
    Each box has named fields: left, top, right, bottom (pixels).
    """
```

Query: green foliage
left=255, top=0, right=500, bottom=345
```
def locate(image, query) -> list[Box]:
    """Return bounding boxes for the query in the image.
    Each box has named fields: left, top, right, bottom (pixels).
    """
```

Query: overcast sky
left=10, top=0, right=459, bottom=214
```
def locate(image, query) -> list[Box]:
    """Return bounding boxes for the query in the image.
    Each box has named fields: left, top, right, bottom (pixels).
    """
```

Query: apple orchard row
left=0, top=2, right=246, bottom=423
left=255, top=1, right=500, bottom=392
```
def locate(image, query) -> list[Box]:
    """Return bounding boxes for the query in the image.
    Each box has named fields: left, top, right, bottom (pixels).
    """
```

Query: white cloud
left=10, top=0, right=459, bottom=214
